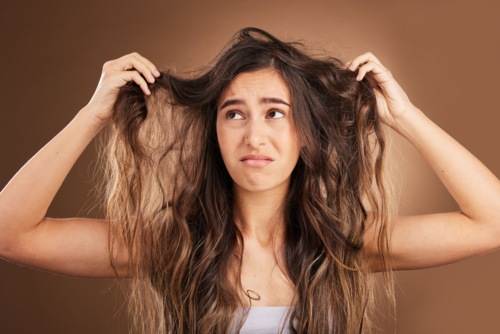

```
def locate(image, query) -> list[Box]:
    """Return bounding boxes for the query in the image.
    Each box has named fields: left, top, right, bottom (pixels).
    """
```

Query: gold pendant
left=244, top=289, right=261, bottom=301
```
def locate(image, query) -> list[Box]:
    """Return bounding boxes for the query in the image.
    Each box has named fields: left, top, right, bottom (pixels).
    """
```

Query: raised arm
left=0, top=52, right=160, bottom=278
left=365, top=106, right=500, bottom=272
left=346, top=52, right=500, bottom=272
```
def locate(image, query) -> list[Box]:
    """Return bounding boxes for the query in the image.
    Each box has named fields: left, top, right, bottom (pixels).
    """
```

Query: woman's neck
left=231, top=180, right=289, bottom=246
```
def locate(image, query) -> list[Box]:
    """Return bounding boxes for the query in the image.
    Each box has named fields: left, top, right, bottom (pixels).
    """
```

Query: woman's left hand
left=345, top=52, right=416, bottom=129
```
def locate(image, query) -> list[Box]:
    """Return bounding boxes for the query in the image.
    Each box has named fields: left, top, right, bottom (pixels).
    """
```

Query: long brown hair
left=96, top=27, right=397, bottom=334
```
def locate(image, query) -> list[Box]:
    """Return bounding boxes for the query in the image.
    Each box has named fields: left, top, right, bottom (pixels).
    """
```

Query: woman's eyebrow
left=219, top=97, right=290, bottom=110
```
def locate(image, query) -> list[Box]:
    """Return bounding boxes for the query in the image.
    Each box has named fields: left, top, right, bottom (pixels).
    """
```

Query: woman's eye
left=268, top=110, right=285, bottom=119
left=225, top=110, right=285, bottom=119
left=226, top=112, right=243, bottom=120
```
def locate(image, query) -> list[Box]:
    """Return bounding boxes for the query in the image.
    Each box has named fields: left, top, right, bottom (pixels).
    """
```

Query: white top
left=167, top=306, right=297, bottom=333
left=232, top=306, right=296, bottom=334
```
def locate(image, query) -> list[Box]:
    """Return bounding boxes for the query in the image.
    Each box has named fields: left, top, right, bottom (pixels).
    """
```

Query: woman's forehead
left=218, top=70, right=290, bottom=108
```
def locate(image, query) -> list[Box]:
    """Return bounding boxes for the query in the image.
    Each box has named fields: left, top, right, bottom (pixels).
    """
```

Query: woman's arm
left=346, top=52, right=500, bottom=271
left=365, top=105, right=500, bottom=272
left=0, top=52, right=159, bottom=278
left=0, top=108, right=129, bottom=278
left=0, top=109, right=105, bottom=244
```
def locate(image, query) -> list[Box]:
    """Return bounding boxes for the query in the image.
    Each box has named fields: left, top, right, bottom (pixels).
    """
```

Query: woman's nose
left=244, top=120, right=267, bottom=147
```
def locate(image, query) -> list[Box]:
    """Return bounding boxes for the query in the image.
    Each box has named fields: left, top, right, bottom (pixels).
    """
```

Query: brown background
left=1, top=0, right=499, bottom=333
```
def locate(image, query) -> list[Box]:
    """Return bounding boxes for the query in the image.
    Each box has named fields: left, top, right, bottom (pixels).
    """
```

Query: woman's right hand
left=85, top=52, right=160, bottom=125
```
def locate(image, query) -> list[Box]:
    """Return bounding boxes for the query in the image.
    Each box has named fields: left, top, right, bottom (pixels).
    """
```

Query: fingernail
left=154, top=69, right=160, bottom=76
left=349, top=63, right=355, bottom=70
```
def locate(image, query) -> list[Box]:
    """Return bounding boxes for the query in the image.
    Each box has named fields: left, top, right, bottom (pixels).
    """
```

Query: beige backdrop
left=1, top=0, right=499, bottom=333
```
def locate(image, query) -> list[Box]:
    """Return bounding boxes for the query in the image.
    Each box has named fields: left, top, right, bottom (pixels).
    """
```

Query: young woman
left=0, top=27, right=499, bottom=334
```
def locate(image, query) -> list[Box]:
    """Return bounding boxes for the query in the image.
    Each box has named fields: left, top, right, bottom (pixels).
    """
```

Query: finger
left=355, top=61, right=383, bottom=81
left=133, top=53, right=161, bottom=78
left=347, top=52, right=386, bottom=72
left=118, top=70, right=151, bottom=95
left=114, top=53, right=157, bottom=84
left=125, top=54, right=157, bottom=83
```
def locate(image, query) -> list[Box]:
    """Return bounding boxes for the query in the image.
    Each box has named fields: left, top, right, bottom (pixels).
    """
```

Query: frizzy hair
left=95, top=27, right=398, bottom=334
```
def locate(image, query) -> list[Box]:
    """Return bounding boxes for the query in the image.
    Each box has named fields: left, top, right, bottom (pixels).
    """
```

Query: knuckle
left=134, top=71, right=146, bottom=82
left=102, top=67, right=113, bottom=78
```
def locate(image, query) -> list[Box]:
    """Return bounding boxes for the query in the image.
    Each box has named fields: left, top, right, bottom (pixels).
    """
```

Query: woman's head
left=99, top=27, right=397, bottom=334
left=216, top=69, right=300, bottom=195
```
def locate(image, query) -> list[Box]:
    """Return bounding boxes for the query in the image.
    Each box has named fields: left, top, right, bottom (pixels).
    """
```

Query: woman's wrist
left=389, top=105, right=430, bottom=141
left=75, top=105, right=109, bottom=138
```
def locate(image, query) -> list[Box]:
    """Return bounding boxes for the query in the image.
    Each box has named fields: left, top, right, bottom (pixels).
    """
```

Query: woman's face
left=216, top=69, right=301, bottom=192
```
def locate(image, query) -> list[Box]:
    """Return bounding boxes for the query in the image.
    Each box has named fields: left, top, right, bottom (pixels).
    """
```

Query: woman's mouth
left=241, top=159, right=274, bottom=167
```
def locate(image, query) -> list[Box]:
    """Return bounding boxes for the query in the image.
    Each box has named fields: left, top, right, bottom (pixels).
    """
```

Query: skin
left=215, top=54, right=500, bottom=277
left=347, top=52, right=500, bottom=272
left=1, top=50, right=499, bottom=293
left=216, top=70, right=302, bottom=306
left=216, top=69, right=300, bottom=248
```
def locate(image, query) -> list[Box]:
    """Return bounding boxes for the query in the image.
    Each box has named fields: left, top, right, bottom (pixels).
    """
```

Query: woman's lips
left=241, top=159, right=274, bottom=167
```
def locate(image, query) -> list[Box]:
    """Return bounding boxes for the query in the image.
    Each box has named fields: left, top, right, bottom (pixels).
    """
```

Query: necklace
left=244, top=289, right=261, bottom=301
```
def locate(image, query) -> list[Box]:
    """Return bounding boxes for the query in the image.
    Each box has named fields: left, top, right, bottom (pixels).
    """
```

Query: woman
left=0, top=27, right=499, bottom=334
